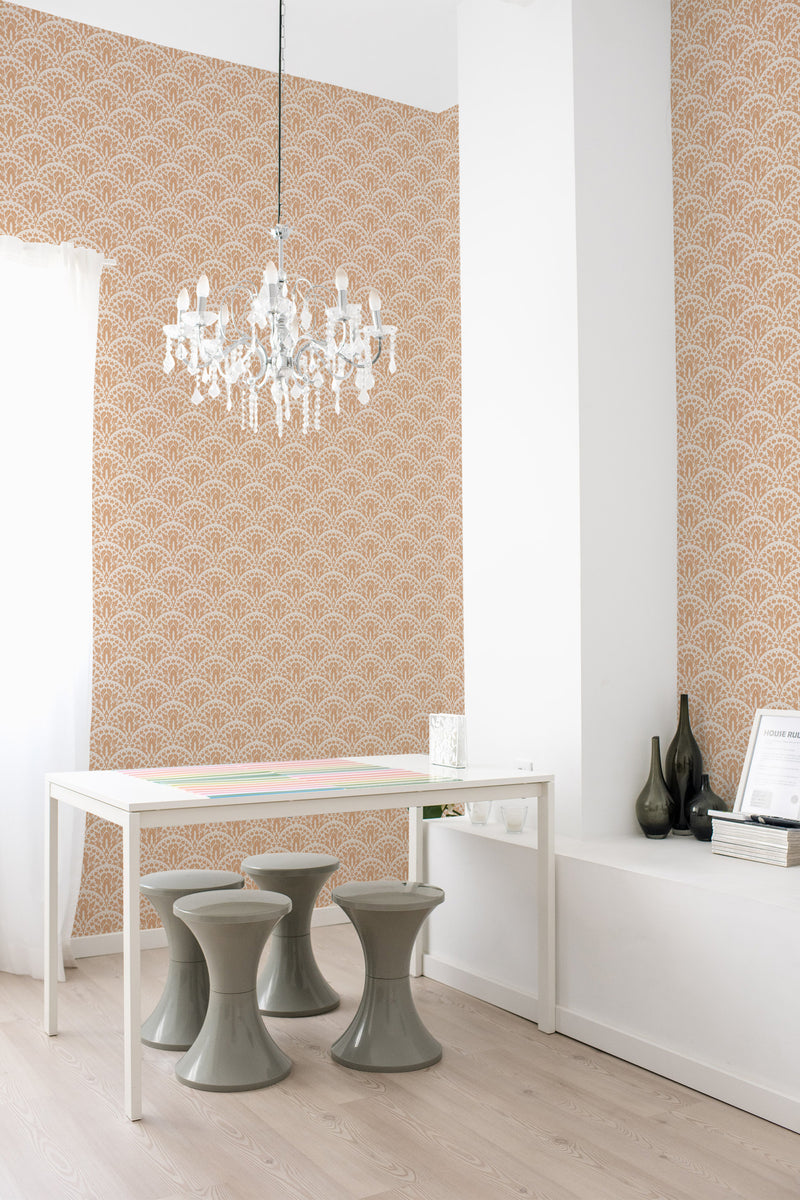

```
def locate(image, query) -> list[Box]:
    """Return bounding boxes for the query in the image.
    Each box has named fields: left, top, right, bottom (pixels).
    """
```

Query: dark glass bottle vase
left=688, top=774, right=727, bottom=841
left=665, top=693, right=702, bottom=834
left=635, top=736, right=673, bottom=839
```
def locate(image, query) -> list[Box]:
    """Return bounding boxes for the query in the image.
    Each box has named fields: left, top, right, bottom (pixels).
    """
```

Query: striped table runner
left=123, top=759, right=432, bottom=799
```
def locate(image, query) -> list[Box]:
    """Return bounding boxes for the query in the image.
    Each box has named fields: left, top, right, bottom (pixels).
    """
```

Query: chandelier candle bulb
left=369, top=289, right=383, bottom=332
left=335, top=267, right=348, bottom=312
left=264, top=261, right=279, bottom=307
left=196, top=274, right=209, bottom=320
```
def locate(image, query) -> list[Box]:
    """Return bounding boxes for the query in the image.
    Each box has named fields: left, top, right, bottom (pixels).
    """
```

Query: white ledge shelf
left=557, top=831, right=800, bottom=912
left=429, top=817, right=800, bottom=911
left=427, top=814, right=540, bottom=848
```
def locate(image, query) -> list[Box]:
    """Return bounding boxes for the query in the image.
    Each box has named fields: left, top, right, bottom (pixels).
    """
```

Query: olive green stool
left=331, top=880, right=445, bottom=1072
left=173, top=890, right=292, bottom=1092
left=242, top=852, right=340, bottom=1016
left=139, top=869, right=244, bottom=1050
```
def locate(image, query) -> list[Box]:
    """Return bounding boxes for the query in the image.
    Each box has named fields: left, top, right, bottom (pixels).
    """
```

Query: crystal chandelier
left=162, top=0, right=397, bottom=436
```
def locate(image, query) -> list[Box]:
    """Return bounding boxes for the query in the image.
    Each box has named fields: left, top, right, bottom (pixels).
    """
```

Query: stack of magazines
left=710, top=811, right=800, bottom=866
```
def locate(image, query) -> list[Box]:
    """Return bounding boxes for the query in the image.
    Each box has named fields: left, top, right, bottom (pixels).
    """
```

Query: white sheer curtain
left=0, top=237, right=103, bottom=978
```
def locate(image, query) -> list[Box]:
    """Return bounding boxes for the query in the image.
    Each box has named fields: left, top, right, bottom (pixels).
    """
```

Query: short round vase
left=636, top=736, right=672, bottom=839
left=688, top=773, right=728, bottom=841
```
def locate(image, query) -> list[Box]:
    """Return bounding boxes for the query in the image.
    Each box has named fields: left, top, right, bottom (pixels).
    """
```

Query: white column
left=459, top=0, right=676, bottom=837
left=573, top=0, right=676, bottom=836
left=459, top=0, right=584, bottom=835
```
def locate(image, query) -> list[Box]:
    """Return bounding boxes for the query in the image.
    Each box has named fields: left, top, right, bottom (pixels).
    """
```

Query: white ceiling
left=19, top=0, right=461, bottom=111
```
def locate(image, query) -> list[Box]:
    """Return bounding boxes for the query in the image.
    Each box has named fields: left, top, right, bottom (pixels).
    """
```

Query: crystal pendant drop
left=163, top=351, right=174, bottom=373
left=190, top=385, right=203, bottom=405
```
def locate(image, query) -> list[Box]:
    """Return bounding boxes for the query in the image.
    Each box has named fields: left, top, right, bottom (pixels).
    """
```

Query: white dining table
left=45, top=754, right=555, bottom=1120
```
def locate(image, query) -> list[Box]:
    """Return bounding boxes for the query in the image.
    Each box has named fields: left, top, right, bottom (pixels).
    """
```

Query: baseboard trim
left=556, top=1007, right=800, bottom=1136
left=71, top=905, right=348, bottom=959
left=422, top=952, right=539, bottom=1022
left=71, top=927, right=168, bottom=958
left=422, top=953, right=800, bottom=1135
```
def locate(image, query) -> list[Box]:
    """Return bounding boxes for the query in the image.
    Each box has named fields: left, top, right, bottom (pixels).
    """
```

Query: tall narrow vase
left=635, top=736, right=672, bottom=839
left=664, top=693, right=703, bottom=834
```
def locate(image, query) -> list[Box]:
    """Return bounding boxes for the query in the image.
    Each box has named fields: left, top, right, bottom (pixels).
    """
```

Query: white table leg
left=122, top=813, right=142, bottom=1121
left=408, top=805, right=424, bottom=977
left=537, top=780, right=556, bottom=1033
left=44, top=784, right=59, bottom=1035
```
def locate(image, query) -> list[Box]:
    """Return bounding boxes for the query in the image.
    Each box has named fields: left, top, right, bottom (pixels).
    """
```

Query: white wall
left=459, top=0, right=676, bottom=837
left=573, top=0, right=677, bottom=835
left=459, top=0, right=584, bottom=834
left=17, top=0, right=460, bottom=111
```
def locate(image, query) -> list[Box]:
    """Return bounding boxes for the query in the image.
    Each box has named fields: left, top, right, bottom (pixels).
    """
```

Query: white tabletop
left=47, top=754, right=551, bottom=814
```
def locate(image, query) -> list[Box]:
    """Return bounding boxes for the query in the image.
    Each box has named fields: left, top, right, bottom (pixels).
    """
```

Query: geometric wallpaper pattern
left=672, top=1, right=800, bottom=802
left=11, top=2, right=794, bottom=904
left=0, top=3, right=462, bottom=933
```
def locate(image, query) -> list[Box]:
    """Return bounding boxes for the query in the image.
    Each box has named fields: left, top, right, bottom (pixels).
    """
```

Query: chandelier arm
left=213, top=333, right=269, bottom=385
left=218, top=282, right=263, bottom=338
left=245, top=339, right=269, bottom=385
left=289, top=333, right=357, bottom=384
left=289, top=334, right=351, bottom=382
left=328, top=327, right=358, bottom=381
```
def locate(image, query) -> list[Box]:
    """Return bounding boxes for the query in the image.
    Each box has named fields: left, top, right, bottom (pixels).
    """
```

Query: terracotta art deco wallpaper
left=672, top=1, right=800, bottom=801
left=0, top=3, right=462, bottom=934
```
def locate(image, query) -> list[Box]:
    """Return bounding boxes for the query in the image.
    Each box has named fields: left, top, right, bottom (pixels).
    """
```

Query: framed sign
left=734, top=709, right=800, bottom=821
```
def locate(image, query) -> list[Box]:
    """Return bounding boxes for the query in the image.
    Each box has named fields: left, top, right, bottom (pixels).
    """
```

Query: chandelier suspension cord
left=277, top=0, right=284, bottom=224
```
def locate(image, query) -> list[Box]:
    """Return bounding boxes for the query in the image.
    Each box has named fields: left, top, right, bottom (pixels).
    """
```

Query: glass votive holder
left=500, top=803, right=528, bottom=833
left=466, top=800, right=492, bottom=825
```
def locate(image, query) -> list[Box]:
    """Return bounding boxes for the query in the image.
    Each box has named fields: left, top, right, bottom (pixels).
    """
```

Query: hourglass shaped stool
left=173, top=889, right=292, bottom=1091
left=139, top=869, right=244, bottom=1050
left=242, top=852, right=340, bottom=1016
left=331, top=880, right=445, bottom=1072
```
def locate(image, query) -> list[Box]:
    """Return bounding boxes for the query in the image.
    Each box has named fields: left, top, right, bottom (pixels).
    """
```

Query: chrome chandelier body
left=162, top=1, right=397, bottom=435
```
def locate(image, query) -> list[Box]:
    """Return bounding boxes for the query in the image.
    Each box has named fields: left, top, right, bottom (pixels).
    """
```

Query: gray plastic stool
left=331, top=880, right=445, bottom=1072
left=173, top=890, right=293, bottom=1092
left=139, top=869, right=244, bottom=1050
left=242, top=852, right=340, bottom=1016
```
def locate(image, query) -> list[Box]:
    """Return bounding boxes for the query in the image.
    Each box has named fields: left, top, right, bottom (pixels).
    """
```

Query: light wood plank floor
left=1, top=922, right=798, bottom=1199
